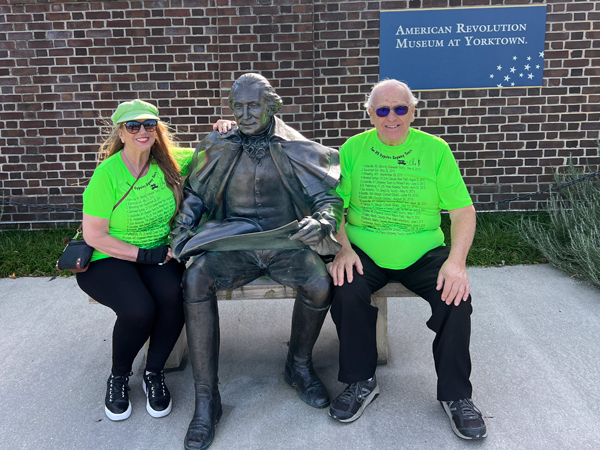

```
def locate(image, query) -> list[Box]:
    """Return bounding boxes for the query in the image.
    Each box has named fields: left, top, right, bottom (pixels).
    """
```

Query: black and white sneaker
left=105, top=373, right=132, bottom=421
left=142, top=371, right=172, bottom=418
left=441, top=398, right=487, bottom=440
left=329, top=375, right=379, bottom=423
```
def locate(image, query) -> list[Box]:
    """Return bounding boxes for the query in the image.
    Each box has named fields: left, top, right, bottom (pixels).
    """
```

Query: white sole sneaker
left=105, top=401, right=131, bottom=421
left=142, top=379, right=172, bottom=418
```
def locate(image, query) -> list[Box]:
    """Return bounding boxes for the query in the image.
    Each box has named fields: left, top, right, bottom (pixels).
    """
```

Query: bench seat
left=89, top=277, right=418, bottom=369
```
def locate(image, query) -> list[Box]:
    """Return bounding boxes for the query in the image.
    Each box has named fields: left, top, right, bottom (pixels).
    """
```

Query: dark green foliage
left=0, top=228, right=78, bottom=278
left=441, top=211, right=549, bottom=267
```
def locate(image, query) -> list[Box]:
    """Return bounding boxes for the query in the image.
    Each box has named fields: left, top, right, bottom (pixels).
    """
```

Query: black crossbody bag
left=56, top=158, right=150, bottom=273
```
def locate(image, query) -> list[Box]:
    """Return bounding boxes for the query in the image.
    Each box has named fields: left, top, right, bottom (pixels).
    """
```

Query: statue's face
left=231, top=84, right=272, bottom=135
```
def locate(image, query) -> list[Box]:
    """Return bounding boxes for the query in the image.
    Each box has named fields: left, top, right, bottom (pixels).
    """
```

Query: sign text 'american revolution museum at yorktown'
left=380, top=5, right=547, bottom=91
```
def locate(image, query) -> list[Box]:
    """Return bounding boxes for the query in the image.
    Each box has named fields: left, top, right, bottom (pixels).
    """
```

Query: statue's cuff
left=311, top=211, right=335, bottom=234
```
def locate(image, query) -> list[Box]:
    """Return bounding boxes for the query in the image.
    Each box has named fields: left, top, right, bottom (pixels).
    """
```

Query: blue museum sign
left=380, top=5, right=547, bottom=91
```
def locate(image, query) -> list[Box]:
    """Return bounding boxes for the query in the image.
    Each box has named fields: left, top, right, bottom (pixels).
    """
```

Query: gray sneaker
left=440, top=398, right=487, bottom=440
left=329, top=375, right=379, bottom=423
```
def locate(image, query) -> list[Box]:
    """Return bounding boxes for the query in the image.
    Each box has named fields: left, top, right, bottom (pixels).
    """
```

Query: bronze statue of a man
left=170, top=73, right=343, bottom=450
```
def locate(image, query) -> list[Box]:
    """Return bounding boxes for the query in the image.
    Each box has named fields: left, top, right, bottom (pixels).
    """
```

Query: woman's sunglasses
left=124, top=120, right=158, bottom=134
left=374, top=105, right=410, bottom=118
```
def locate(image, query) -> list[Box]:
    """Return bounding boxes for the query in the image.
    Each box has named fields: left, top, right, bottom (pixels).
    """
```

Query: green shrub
left=519, top=163, right=600, bottom=288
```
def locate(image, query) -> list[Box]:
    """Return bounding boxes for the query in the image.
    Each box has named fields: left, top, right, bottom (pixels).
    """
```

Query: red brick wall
left=1, top=0, right=598, bottom=227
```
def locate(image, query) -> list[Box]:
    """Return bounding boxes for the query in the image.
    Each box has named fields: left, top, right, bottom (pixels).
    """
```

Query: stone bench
left=89, top=277, right=418, bottom=370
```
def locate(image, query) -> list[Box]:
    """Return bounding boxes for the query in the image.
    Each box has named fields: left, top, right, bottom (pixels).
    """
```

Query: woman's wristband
left=136, top=245, right=169, bottom=264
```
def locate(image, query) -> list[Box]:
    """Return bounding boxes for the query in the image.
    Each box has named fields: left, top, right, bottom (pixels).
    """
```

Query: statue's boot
left=284, top=300, right=331, bottom=408
left=184, top=300, right=222, bottom=450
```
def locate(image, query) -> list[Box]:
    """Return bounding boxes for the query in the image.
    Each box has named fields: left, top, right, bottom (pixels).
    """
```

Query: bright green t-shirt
left=83, top=147, right=194, bottom=261
left=337, top=128, right=472, bottom=269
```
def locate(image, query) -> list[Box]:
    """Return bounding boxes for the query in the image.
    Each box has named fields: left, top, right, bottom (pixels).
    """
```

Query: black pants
left=76, top=257, right=186, bottom=376
left=330, top=245, right=473, bottom=401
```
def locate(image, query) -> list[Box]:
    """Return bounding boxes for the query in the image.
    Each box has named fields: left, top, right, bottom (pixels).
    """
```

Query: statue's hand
left=169, top=226, right=194, bottom=259
left=289, top=217, right=330, bottom=246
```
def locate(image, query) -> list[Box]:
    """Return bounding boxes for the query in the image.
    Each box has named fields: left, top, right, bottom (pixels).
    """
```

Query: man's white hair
left=364, top=79, right=419, bottom=109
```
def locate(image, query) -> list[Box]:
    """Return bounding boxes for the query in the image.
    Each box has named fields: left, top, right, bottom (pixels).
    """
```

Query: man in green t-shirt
left=327, top=79, right=487, bottom=441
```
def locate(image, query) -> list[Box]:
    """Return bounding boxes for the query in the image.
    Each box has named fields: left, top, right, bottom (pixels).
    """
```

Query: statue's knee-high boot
left=184, top=299, right=222, bottom=450
left=284, top=299, right=331, bottom=408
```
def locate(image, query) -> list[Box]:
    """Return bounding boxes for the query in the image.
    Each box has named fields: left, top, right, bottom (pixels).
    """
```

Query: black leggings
left=76, top=257, right=185, bottom=376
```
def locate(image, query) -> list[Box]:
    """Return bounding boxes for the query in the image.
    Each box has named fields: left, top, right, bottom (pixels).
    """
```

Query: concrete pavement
left=1, top=264, right=599, bottom=450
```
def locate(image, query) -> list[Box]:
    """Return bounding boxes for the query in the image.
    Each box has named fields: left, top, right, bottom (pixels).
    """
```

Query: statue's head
left=228, top=73, right=283, bottom=135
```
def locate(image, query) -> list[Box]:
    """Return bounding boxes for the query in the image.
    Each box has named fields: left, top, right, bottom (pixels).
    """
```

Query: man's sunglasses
left=374, top=105, right=410, bottom=118
left=124, top=120, right=158, bottom=134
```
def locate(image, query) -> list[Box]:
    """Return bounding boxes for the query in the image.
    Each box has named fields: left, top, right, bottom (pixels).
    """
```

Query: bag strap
left=72, top=157, right=151, bottom=240
left=113, top=157, right=151, bottom=211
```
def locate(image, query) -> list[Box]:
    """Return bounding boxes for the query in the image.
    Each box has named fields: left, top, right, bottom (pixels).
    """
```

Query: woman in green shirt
left=76, top=99, right=194, bottom=421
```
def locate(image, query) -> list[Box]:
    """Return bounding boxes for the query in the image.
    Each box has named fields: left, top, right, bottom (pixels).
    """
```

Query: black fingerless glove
left=136, top=245, right=169, bottom=265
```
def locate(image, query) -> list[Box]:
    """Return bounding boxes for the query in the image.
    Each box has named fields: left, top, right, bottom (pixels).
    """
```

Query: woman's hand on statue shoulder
left=213, top=120, right=236, bottom=135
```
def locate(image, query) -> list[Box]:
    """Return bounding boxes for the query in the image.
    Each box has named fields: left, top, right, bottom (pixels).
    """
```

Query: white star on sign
left=539, top=51, right=544, bottom=57
left=519, top=73, right=524, bottom=77
left=511, top=82, right=515, bottom=86
left=490, top=74, right=494, bottom=78
left=510, top=67, right=516, bottom=73
left=528, top=73, right=534, bottom=79
left=513, top=56, right=517, bottom=60
left=535, top=65, right=540, bottom=69
left=524, top=64, right=530, bottom=70
left=497, top=65, right=502, bottom=71
left=527, top=56, right=531, bottom=61
left=504, top=75, right=510, bottom=81
left=497, top=83, right=503, bottom=88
